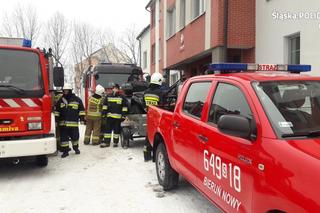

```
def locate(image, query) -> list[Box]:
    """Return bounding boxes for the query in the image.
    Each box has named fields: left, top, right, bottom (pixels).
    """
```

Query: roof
left=190, top=71, right=320, bottom=83
left=145, top=0, right=155, bottom=9
left=93, top=63, right=142, bottom=74
left=136, top=25, right=150, bottom=40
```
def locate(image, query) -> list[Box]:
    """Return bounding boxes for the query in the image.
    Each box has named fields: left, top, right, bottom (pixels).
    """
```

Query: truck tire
left=120, top=127, right=131, bottom=148
left=155, top=143, right=179, bottom=190
left=36, top=155, right=48, bottom=167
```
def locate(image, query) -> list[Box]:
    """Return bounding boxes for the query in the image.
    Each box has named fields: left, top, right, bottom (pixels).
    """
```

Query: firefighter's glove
left=121, top=116, right=127, bottom=122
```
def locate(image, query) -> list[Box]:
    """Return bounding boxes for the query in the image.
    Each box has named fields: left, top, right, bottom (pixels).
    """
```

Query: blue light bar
left=287, top=65, right=311, bottom=72
left=210, top=63, right=248, bottom=71
left=209, top=63, right=312, bottom=73
left=22, top=39, right=32, bottom=47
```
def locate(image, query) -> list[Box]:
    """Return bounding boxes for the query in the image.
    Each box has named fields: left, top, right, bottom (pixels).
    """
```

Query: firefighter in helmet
left=53, top=87, right=63, bottom=152
left=101, top=83, right=128, bottom=148
left=84, top=84, right=105, bottom=145
left=143, top=72, right=164, bottom=161
left=55, top=83, right=85, bottom=158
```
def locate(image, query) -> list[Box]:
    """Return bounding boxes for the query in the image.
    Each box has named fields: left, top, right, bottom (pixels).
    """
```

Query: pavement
left=0, top=125, right=220, bottom=213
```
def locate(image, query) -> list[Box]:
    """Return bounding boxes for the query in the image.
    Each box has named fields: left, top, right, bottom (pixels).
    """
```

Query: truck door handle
left=198, top=134, right=208, bottom=143
left=173, top=121, right=180, bottom=128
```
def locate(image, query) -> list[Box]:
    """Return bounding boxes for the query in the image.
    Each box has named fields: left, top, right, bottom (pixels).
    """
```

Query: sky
left=1, top=0, right=150, bottom=35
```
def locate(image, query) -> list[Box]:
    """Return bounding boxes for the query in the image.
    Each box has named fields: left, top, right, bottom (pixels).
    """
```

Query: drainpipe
left=223, top=0, right=229, bottom=62
left=138, top=38, right=142, bottom=67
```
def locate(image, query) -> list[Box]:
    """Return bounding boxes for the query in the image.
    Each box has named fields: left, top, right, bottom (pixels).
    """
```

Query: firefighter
left=143, top=72, right=164, bottom=161
left=101, top=83, right=128, bottom=148
left=55, top=83, right=85, bottom=158
left=53, top=88, right=63, bottom=152
left=84, top=84, right=105, bottom=145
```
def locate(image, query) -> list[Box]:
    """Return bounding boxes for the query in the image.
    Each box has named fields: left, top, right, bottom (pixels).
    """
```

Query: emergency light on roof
left=22, top=39, right=32, bottom=47
left=209, top=63, right=311, bottom=73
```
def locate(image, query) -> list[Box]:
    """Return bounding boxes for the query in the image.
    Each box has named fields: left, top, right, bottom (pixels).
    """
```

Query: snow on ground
left=0, top=126, right=220, bottom=213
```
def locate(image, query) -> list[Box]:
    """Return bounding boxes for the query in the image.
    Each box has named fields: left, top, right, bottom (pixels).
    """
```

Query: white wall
left=140, top=27, right=151, bottom=74
left=256, top=0, right=320, bottom=75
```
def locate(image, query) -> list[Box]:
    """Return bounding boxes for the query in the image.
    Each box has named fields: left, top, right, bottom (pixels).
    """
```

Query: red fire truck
left=0, top=38, right=64, bottom=166
left=148, top=63, right=320, bottom=212
left=81, top=63, right=143, bottom=109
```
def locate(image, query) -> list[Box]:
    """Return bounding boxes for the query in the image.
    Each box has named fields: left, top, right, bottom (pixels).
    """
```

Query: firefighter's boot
left=61, top=151, right=69, bottom=158
left=143, top=150, right=152, bottom=162
left=100, top=142, right=110, bottom=148
left=74, top=148, right=80, bottom=155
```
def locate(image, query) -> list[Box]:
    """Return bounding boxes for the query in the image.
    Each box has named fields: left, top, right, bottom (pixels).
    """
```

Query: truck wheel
left=121, top=128, right=130, bottom=148
left=155, top=143, right=179, bottom=190
left=36, top=155, right=48, bottom=167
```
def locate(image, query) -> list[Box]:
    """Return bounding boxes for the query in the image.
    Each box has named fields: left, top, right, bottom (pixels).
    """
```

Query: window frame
left=166, top=5, right=176, bottom=39
left=182, top=81, right=213, bottom=120
left=179, top=0, right=186, bottom=29
left=207, top=81, right=254, bottom=127
left=151, top=44, right=156, bottom=65
left=191, top=0, right=205, bottom=20
left=143, top=51, right=147, bottom=69
left=287, top=33, right=300, bottom=65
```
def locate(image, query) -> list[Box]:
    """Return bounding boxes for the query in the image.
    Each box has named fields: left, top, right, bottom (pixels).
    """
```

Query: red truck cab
left=147, top=63, right=320, bottom=212
left=0, top=39, right=60, bottom=166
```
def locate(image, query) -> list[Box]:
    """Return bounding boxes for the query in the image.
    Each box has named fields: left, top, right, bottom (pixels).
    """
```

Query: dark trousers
left=55, top=123, right=61, bottom=151
left=104, top=117, right=121, bottom=144
left=60, top=126, right=80, bottom=152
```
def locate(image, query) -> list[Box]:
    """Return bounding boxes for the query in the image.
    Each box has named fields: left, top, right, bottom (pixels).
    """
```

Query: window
left=209, top=83, right=252, bottom=124
left=167, top=6, right=176, bottom=38
left=288, top=34, right=300, bottom=64
left=253, top=81, right=320, bottom=138
left=0, top=49, right=44, bottom=98
left=192, top=0, right=205, bottom=19
left=151, top=9, right=156, bottom=28
left=170, top=72, right=179, bottom=86
left=158, top=0, right=161, bottom=22
left=180, top=0, right=186, bottom=28
left=151, top=44, right=156, bottom=64
left=183, top=82, right=212, bottom=118
left=143, top=51, right=147, bottom=69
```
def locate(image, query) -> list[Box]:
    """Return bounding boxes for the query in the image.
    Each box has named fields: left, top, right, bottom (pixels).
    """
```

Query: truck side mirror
left=217, top=115, right=251, bottom=140
left=95, top=74, right=99, bottom=80
left=53, top=67, right=64, bottom=87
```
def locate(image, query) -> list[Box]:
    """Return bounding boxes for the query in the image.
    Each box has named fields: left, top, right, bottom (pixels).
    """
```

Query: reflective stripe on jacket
left=87, top=95, right=103, bottom=118
left=55, top=94, right=85, bottom=126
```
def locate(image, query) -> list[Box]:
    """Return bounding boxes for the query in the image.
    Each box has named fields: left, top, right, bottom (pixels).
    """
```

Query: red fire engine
left=0, top=38, right=64, bottom=166
left=81, top=63, right=143, bottom=109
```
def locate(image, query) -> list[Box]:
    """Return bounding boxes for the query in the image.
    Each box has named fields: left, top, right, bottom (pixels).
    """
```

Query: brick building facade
left=146, top=0, right=255, bottom=80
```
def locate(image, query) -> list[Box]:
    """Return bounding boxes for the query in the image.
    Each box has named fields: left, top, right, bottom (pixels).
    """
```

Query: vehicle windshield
left=96, top=73, right=132, bottom=87
left=253, top=81, right=320, bottom=138
left=0, top=49, right=43, bottom=98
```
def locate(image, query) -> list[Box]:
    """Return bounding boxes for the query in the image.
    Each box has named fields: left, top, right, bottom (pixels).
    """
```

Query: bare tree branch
left=45, top=12, right=69, bottom=65
left=0, top=4, right=41, bottom=45
left=119, top=26, right=140, bottom=65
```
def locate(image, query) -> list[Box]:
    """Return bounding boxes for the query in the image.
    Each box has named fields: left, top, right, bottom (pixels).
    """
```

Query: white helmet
left=63, top=83, right=73, bottom=90
left=150, top=72, right=163, bottom=85
left=95, top=84, right=105, bottom=96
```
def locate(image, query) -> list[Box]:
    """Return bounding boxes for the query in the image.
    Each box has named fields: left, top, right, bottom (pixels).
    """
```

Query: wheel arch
left=152, top=132, right=163, bottom=162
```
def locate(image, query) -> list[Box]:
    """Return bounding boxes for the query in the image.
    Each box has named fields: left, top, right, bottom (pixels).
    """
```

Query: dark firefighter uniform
left=55, top=94, right=85, bottom=157
left=143, top=85, right=163, bottom=161
left=84, top=94, right=103, bottom=145
left=53, top=90, right=63, bottom=151
left=101, top=91, right=128, bottom=147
